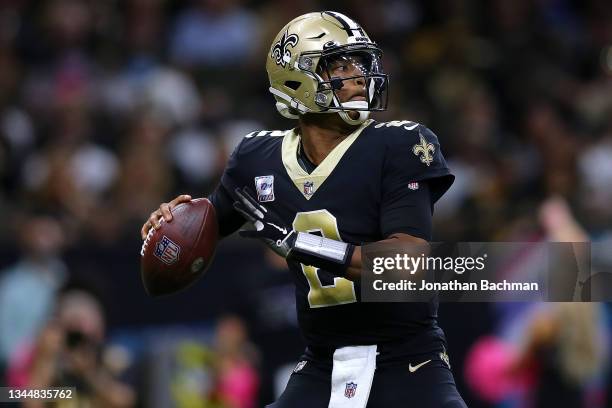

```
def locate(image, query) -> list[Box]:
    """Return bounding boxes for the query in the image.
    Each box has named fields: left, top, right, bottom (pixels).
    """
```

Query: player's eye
left=333, top=64, right=349, bottom=72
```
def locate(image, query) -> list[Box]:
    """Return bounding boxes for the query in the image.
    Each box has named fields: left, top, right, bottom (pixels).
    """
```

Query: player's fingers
left=149, top=210, right=163, bottom=230
left=141, top=219, right=155, bottom=239
left=141, top=208, right=161, bottom=239
left=162, top=195, right=192, bottom=221
left=236, top=188, right=265, bottom=218
left=233, top=202, right=258, bottom=223
left=140, top=223, right=149, bottom=240
left=160, top=203, right=172, bottom=222
left=234, top=187, right=247, bottom=203
left=169, top=194, right=192, bottom=208
left=241, top=187, right=266, bottom=212
left=156, top=195, right=191, bottom=223
left=240, top=186, right=257, bottom=201
left=234, top=188, right=255, bottom=211
left=235, top=187, right=257, bottom=206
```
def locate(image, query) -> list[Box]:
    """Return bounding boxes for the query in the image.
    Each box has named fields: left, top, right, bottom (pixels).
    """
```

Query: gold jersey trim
left=281, top=120, right=373, bottom=199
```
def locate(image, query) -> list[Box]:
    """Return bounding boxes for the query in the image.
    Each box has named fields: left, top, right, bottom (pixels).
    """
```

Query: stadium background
left=0, top=0, right=611, bottom=407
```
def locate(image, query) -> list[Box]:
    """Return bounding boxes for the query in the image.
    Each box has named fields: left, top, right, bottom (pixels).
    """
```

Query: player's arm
left=342, top=125, right=455, bottom=279
left=232, top=183, right=431, bottom=281
left=345, top=235, right=428, bottom=280
left=140, top=182, right=366, bottom=274
left=346, top=170, right=439, bottom=279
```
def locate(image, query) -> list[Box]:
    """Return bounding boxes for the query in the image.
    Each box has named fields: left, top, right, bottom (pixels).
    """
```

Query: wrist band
left=287, top=232, right=355, bottom=277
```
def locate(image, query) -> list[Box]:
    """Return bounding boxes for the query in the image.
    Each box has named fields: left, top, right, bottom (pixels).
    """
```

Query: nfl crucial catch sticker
left=154, top=235, right=180, bottom=265
left=407, top=181, right=419, bottom=190
left=255, top=175, right=275, bottom=202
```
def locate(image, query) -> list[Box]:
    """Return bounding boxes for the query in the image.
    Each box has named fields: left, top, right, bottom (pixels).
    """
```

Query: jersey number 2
left=292, top=210, right=357, bottom=308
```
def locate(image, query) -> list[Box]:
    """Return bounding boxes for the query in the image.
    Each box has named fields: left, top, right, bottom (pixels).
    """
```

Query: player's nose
left=353, top=75, right=365, bottom=87
left=347, top=77, right=366, bottom=100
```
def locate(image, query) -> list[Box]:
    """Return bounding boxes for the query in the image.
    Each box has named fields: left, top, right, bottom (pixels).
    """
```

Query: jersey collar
left=281, top=119, right=373, bottom=200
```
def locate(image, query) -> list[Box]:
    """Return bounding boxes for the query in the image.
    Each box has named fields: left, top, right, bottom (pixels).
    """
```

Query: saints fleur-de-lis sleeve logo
left=271, top=31, right=299, bottom=67
left=412, top=132, right=435, bottom=166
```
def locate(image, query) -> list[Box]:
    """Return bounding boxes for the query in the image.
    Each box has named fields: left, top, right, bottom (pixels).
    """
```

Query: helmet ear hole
left=284, top=81, right=301, bottom=90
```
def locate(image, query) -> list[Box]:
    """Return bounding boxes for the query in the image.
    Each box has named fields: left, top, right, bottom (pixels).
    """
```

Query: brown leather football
left=140, top=198, right=218, bottom=296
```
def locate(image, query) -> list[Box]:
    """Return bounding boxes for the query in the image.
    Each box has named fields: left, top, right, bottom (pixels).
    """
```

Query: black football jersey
left=209, top=119, right=454, bottom=358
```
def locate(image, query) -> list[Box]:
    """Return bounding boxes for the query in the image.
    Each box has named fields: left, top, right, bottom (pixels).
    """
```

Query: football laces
left=140, top=227, right=156, bottom=256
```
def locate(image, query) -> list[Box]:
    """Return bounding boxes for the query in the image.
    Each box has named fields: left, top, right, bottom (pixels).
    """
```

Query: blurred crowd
left=0, top=0, right=611, bottom=245
left=1, top=0, right=612, bottom=407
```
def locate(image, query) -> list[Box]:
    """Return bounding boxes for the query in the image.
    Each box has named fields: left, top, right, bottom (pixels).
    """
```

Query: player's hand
left=141, top=195, right=192, bottom=240
left=233, top=187, right=296, bottom=257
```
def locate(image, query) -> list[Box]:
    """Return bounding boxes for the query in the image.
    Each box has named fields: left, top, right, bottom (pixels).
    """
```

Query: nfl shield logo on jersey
left=344, top=382, right=357, bottom=399
left=407, top=181, right=419, bottom=190
left=154, top=235, right=180, bottom=265
left=303, top=181, right=314, bottom=196
left=255, top=175, right=275, bottom=202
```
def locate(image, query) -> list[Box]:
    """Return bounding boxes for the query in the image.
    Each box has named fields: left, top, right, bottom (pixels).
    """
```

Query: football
left=140, top=198, right=218, bottom=296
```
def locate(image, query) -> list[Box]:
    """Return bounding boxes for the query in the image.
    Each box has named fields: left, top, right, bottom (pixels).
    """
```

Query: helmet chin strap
left=274, top=96, right=370, bottom=124
left=337, top=100, right=370, bottom=125
left=275, top=102, right=300, bottom=119
left=338, top=110, right=370, bottom=125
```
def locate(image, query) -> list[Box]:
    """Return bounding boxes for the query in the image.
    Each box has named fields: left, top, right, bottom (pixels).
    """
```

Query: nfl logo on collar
left=255, top=175, right=275, bottom=202
left=303, top=181, right=314, bottom=196
left=344, top=382, right=357, bottom=399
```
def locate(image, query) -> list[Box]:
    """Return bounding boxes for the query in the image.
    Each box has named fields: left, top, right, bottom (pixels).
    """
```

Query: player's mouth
left=349, top=95, right=367, bottom=102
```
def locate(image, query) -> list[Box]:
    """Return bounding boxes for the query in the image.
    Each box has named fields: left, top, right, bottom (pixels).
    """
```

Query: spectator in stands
left=0, top=214, right=67, bottom=378
left=12, top=288, right=135, bottom=408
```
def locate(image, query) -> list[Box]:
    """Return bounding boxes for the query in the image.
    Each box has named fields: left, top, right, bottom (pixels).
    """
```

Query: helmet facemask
left=314, top=47, right=388, bottom=113
left=304, top=46, right=389, bottom=124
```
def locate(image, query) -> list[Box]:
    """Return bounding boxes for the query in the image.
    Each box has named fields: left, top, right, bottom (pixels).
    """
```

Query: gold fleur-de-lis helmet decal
left=413, top=132, right=435, bottom=166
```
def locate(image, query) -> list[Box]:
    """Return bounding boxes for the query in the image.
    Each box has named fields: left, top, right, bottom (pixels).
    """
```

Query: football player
left=142, top=11, right=466, bottom=408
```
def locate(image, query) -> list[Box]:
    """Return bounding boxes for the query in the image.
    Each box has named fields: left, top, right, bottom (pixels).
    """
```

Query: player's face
left=320, top=54, right=368, bottom=103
